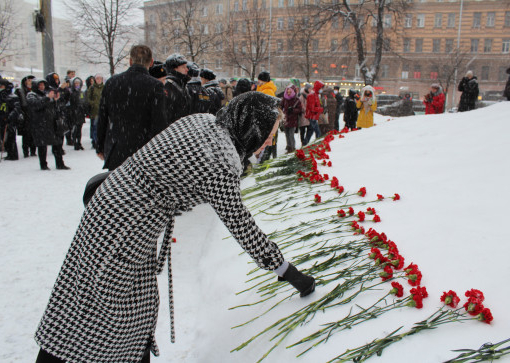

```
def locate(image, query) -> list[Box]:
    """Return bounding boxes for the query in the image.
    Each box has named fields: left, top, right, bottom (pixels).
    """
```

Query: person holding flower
left=34, top=92, right=315, bottom=363
left=356, top=85, right=377, bottom=129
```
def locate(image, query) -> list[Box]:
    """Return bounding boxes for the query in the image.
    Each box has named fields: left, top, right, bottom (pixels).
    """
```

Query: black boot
left=278, top=264, right=315, bottom=297
left=56, top=164, right=71, bottom=170
left=41, top=164, right=50, bottom=170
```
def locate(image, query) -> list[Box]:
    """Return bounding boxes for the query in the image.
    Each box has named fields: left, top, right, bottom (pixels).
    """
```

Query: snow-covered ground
left=1, top=103, right=509, bottom=362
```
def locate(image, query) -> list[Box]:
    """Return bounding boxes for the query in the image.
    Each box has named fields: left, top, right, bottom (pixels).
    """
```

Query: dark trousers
left=22, top=133, right=37, bottom=156
left=1, top=124, right=18, bottom=159
left=299, top=126, right=309, bottom=147
left=38, top=145, right=64, bottom=169
left=72, top=123, right=83, bottom=147
left=304, top=119, right=321, bottom=145
left=36, top=346, right=151, bottom=362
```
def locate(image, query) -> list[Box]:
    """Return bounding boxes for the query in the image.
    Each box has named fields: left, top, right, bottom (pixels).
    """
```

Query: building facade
left=143, top=0, right=509, bottom=105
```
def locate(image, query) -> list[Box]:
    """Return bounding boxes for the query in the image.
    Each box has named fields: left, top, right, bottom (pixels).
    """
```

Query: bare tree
left=287, top=6, right=326, bottom=82
left=223, top=7, right=270, bottom=80
left=0, top=0, right=17, bottom=62
left=316, top=0, right=409, bottom=85
left=66, top=0, right=140, bottom=76
left=153, top=0, right=221, bottom=63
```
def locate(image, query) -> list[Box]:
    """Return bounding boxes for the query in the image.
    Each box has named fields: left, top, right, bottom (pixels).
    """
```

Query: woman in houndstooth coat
left=35, top=92, right=315, bottom=363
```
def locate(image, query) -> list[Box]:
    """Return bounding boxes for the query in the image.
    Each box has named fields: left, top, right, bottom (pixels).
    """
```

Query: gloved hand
left=278, top=263, right=315, bottom=297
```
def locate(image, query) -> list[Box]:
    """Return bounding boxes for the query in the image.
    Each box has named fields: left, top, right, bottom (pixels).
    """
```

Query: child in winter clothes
left=356, top=86, right=377, bottom=128
left=343, top=89, right=359, bottom=131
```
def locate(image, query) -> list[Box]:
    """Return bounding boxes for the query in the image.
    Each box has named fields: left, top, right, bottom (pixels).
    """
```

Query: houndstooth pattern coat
left=35, top=112, right=284, bottom=362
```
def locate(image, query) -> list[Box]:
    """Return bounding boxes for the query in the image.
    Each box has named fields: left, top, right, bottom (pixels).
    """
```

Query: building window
left=234, top=1, right=239, bottom=11
left=355, top=64, right=361, bottom=78
left=331, top=39, right=338, bottom=52
left=472, top=12, right=481, bottom=28
left=277, top=39, right=283, bottom=51
left=486, top=12, right=495, bottom=27
left=433, top=39, right=441, bottom=53
left=278, top=0, right=284, bottom=7
left=342, top=38, right=349, bottom=52
left=380, top=64, right=389, bottom=78
left=289, top=0, right=295, bottom=6
left=403, top=38, right=411, bottom=52
left=215, top=41, right=223, bottom=51
left=288, top=39, right=294, bottom=51
left=383, top=14, right=392, bottom=28
left=499, top=66, right=508, bottom=81
left=503, top=39, right=510, bottom=53
left=447, top=13, right=455, bottom=28
left=445, top=38, right=454, bottom=53
left=484, top=39, right=492, bottom=53
left=216, top=3, right=223, bottom=14
left=402, top=64, right=409, bottom=79
left=470, top=39, right=479, bottom=53
left=505, top=12, right=510, bottom=27
left=202, top=7, right=208, bottom=17
left=173, top=44, right=180, bottom=53
left=371, top=39, right=376, bottom=52
left=414, top=65, right=421, bottom=79
left=202, top=24, right=209, bottom=34
left=416, top=14, right=425, bottom=27
left=430, top=71, right=438, bottom=80
left=215, top=59, right=222, bottom=69
left=288, top=17, right=294, bottom=30
left=277, top=18, right=284, bottom=30
left=312, top=39, right=319, bottom=52
left=415, top=38, right=423, bottom=52
left=434, top=13, right=442, bottom=27
left=481, top=66, right=489, bottom=81
left=404, top=14, right=412, bottom=28
left=332, top=16, right=339, bottom=29
left=242, top=0, right=247, bottom=11
left=215, top=23, right=223, bottom=33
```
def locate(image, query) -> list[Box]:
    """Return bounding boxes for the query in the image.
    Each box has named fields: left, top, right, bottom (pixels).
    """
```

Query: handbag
left=318, top=97, right=328, bottom=125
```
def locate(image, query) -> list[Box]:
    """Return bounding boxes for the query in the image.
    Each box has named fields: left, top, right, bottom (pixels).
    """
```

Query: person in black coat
left=333, top=86, right=344, bottom=131
left=27, top=79, right=69, bottom=170
left=15, top=75, right=37, bottom=157
left=233, top=78, right=252, bottom=96
left=343, top=89, right=359, bottom=131
left=186, top=61, right=211, bottom=114
left=200, top=68, right=224, bottom=116
left=1, top=79, right=21, bottom=160
left=69, top=77, right=87, bottom=150
left=458, top=70, right=479, bottom=112
left=46, top=72, right=71, bottom=148
left=96, top=45, right=167, bottom=171
left=164, top=53, right=191, bottom=125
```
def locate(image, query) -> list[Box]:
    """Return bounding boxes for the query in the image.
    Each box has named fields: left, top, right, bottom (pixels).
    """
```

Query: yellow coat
left=356, top=99, right=377, bottom=128
left=256, top=81, right=277, bottom=97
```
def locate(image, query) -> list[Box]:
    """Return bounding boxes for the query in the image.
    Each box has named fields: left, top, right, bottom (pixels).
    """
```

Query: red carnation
left=296, top=149, right=306, bottom=160
left=373, top=215, right=381, bottom=223
left=477, top=308, right=494, bottom=324
left=379, top=265, right=394, bottom=281
left=327, top=161, right=332, bottom=167
left=390, top=281, right=404, bottom=297
left=172, top=238, right=177, bottom=243
left=337, top=209, right=346, bottom=218
left=337, top=186, right=345, bottom=194
left=348, top=207, right=354, bottom=216
left=358, top=187, right=367, bottom=197
left=366, top=207, right=375, bottom=215
left=392, top=193, right=400, bottom=201
left=465, top=289, right=485, bottom=302
left=314, top=194, right=321, bottom=203
left=464, top=297, right=484, bottom=316
left=377, top=194, right=384, bottom=200
left=390, top=254, right=405, bottom=269
left=358, top=211, right=366, bottom=221
left=331, top=177, right=339, bottom=188
left=440, top=290, right=460, bottom=308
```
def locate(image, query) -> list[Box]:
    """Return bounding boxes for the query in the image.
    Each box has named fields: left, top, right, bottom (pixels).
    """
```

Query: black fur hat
left=149, top=61, right=167, bottom=78
left=187, top=62, right=200, bottom=78
left=200, top=68, right=216, bottom=81
left=165, top=53, right=187, bottom=70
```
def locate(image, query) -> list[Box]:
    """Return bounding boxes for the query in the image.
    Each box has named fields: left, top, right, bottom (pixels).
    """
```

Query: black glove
left=287, top=106, right=294, bottom=113
left=278, top=263, right=315, bottom=297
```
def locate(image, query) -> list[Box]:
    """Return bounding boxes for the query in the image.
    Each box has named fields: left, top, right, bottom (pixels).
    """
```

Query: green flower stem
left=327, top=307, right=473, bottom=362
left=445, top=338, right=510, bottom=363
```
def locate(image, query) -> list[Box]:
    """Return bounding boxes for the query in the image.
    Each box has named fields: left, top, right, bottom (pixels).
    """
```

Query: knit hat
left=200, top=68, right=216, bottom=81
left=216, top=91, right=280, bottom=161
left=257, top=71, right=271, bottom=83
left=149, top=61, right=167, bottom=78
left=187, top=62, right=199, bottom=78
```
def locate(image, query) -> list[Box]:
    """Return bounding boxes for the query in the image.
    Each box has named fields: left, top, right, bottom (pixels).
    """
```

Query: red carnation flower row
left=441, top=289, right=493, bottom=324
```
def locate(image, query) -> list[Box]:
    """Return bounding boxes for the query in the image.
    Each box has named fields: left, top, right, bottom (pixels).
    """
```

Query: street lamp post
left=451, top=0, right=464, bottom=110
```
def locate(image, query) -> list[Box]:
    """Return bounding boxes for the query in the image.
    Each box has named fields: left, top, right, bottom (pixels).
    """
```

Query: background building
left=144, top=0, right=509, bottom=105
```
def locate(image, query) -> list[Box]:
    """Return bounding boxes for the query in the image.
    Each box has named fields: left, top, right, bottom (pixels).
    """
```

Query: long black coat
left=68, top=78, right=86, bottom=126
left=26, top=88, right=61, bottom=147
left=96, top=64, right=167, bottom=170
left=164, top=70, right=190, bottom=125
left=458, top=76, right=479, bottom=112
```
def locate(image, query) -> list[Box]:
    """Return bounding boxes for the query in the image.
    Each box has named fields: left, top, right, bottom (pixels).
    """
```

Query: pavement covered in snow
left=1, top=103, right=509, bottom=362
